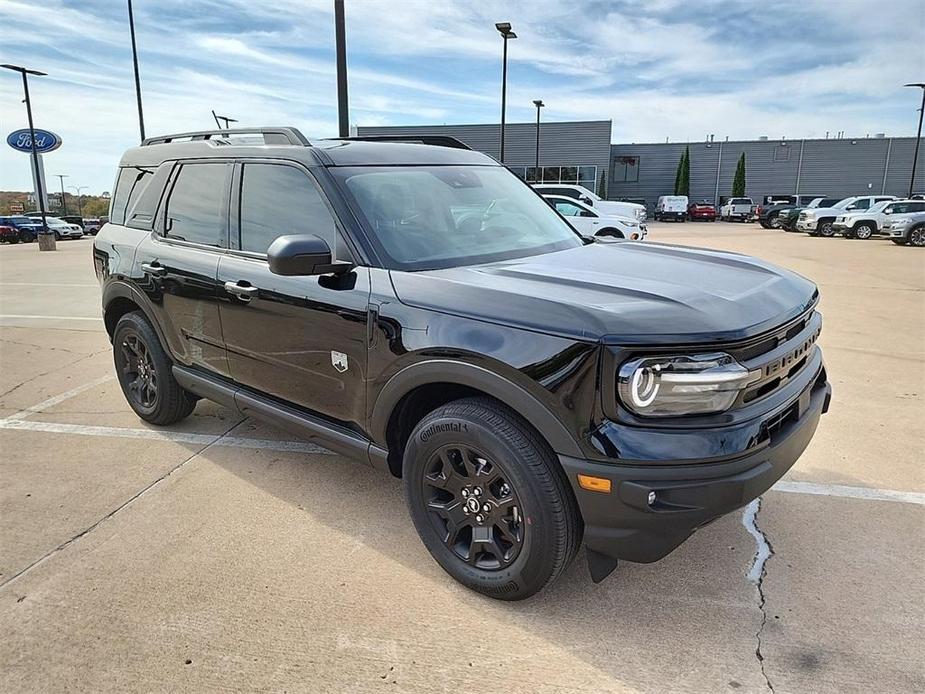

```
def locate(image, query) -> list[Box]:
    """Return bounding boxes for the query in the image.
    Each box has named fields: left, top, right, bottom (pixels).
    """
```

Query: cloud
left=0, top=0, right=922, bottom=193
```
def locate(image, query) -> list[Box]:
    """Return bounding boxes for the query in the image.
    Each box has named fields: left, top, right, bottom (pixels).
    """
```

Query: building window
left=506, top=165, right=597, bottom=186
left=614, top=156, right=640, bottom=182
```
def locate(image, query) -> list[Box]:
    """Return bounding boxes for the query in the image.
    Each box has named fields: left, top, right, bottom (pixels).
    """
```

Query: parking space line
left=0, top=418, right=333, bottom=454
left=0, top=314, right=103, bottom=321
left=5, top=374, right=116, bottom=421
left=772, top=480, right=925, bottom=506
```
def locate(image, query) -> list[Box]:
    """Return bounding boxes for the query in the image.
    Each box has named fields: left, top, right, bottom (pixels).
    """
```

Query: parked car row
left=25, top=212, right=103, bottom=234
left=0, top=214, right=85, bottom=242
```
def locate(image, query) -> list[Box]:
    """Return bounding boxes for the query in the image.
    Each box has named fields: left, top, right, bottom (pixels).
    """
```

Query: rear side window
left=238, top=163, right=338, bottom=254
left=110, top=166, right=155, bottom=225
left=163, top=163, right=229, bottom=247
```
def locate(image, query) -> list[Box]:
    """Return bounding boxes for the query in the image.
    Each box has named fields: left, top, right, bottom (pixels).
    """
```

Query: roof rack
left=142, top=127, right=310, bottom=147
left=336, top=135, right=472, bottom=151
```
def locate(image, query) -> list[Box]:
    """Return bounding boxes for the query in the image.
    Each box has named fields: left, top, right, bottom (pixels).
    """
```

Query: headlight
left=618, top=353, right=758, bottom=417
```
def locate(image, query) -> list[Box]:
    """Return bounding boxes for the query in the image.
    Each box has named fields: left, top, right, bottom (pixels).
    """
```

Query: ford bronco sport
left=94, top=128, right=831, bottom=600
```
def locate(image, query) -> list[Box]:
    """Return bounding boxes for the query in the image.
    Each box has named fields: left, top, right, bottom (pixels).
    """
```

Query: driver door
left=551, top=197, right=597, bottom=236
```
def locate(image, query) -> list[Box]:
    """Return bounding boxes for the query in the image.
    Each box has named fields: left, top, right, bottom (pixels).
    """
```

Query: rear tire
left=910, top=228, right=925, bottom=247
left=113, top=311, right=196, bottom=425
left=403, top=397, right=582, bottom=600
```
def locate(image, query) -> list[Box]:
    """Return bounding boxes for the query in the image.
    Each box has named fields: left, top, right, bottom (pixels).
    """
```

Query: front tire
left=403, top=397, right=581, bottom=600
left=113, top=311, right=196, bottom=425
left=595, top=228, right=624, bottom=239
left=853, top=223, right=874, bottom=240
left=818, top=221, right=835, bottom=237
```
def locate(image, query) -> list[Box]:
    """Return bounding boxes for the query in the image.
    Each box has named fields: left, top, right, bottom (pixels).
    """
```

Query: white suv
left=533, top=184, right=647, bottom=222
left=797, top=195, right=896, bottom=237
left=545, top=195, right=647, bottom=241
left=834, top=199, right=925, bottom=239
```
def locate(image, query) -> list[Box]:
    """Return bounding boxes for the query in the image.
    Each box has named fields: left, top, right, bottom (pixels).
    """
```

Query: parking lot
left=1, top=224, right=922, bottom=693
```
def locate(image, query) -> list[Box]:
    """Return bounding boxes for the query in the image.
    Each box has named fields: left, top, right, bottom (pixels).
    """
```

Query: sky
left=1, top=0, right=923, bottom=194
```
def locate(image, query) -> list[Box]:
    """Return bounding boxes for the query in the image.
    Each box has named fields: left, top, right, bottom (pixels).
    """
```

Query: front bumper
left=796, top=219, right=816, bottom=231
left=560, top=367, right=831, bottom=563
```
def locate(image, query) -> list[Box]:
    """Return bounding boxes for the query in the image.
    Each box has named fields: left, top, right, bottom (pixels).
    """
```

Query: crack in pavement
left=0, top=418, right=244, bottom=591
left=0, top=347, right=110, bottom=401
left=742, top=498, right=776, bottom=693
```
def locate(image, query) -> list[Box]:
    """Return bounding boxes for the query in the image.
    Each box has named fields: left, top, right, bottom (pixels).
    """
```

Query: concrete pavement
left=1, top=226, right=922, bottom=693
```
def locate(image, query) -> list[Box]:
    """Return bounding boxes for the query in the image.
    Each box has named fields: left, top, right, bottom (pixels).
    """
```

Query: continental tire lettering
left=419, top=421, right=468, bottom=442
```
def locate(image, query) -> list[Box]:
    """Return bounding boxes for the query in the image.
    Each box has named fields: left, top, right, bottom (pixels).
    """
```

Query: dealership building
left=356, top=120, right=924, bottom=208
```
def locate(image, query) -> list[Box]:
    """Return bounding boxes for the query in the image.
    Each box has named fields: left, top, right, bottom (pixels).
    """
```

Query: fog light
left=647, top=491, right=657, bottom=506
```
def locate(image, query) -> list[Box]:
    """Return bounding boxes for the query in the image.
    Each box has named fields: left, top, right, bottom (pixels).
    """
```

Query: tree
left=732, top=152, right=747, bottom=196
left=597, top=172, right=607, bottom=199
left=679, top=146, right=690, bottom=196
left=673, top=150, right=684, bottom=195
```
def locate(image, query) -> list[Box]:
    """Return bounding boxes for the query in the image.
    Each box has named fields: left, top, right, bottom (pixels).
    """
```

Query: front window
left=334, top=165, right=584, bottom=270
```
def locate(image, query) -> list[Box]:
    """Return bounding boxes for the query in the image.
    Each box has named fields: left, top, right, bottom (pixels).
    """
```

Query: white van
left=655, top=195, right=688, bottom=222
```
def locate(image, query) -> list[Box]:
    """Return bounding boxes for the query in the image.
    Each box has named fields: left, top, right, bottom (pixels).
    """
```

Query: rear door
left=134, top=161, right=232, bottom=377
left=216, top=161, right=370, bottom=429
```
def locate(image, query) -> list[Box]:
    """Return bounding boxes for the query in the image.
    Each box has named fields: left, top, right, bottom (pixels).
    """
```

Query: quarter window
left=238, top=164, right=338, bottom=254
left=163, top=163, right=229, bottom=246
left=110, top=166, right=154, bottom=225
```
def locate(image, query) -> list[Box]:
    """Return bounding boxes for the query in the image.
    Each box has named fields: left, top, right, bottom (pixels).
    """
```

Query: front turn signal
left=577, top=474, right=612, bottom=493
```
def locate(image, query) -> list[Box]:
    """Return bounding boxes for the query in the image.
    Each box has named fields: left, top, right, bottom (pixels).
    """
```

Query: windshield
left=832, top=198, right=855, bottom=209
left=867, top=201, right=891, bottom=214
left=334, top=166, right=584, bottom=270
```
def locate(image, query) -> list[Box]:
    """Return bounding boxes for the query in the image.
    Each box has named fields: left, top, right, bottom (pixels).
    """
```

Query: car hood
left=390, top=242, right=817, bottom=345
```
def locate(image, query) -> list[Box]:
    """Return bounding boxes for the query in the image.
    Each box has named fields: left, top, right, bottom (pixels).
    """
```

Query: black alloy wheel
left=118, top=332, right=158, bottom=409
left=404, top=397, right=581, bottom=600
left=113, top=311, right=196, bottom=425
left=422, top=444, right=525, bottom=571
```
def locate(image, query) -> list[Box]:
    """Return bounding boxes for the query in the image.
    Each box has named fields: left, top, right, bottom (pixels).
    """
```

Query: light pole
left=904, top=83, right=925, bottom=198
left=1, top=63, right=54, bottom=251
left=55, top=174, right=69, bottom=215
left=334, top=0, right=350, bottom=137
left=532, top=99, right=544, bottom=182
left=495, top=22, right=517, bottom=163
left=127, top=0, right=146, bottom=142
left=69, top=186, right=87, bottom=216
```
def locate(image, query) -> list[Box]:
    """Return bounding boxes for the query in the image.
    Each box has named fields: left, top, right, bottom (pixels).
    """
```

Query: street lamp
left=69, top=186, right=87, bottom=216
left=495, top=22, right=517, bottom=163
left=127, top=0, right=146, bottom=142
left=904, top=83, right=925, bottom=198
left=533, top=99, right=544, bottom=182
left=1, top=63, right=54, bottom=251
left=55, top=174, right=69, bottom=215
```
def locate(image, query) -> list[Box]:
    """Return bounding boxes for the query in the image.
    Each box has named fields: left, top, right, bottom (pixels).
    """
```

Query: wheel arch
left=371, top=360, right=585, bottom=477
left=102, top=281, right=169, bottom=349
left=595, top=227, right=624, bottom=239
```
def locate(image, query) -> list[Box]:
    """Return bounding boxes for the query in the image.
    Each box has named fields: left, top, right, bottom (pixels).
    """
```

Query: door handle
left=224, top=281, right=259, bottom=300
left=141, top=262, right=167, bottom=277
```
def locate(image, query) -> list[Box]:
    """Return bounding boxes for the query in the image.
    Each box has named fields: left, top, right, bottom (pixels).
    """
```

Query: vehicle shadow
left=205, top=415, right=775, bottom=691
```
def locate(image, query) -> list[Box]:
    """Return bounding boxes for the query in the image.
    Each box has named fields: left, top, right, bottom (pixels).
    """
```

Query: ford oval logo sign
left=7, top=128, right=62, bottom=154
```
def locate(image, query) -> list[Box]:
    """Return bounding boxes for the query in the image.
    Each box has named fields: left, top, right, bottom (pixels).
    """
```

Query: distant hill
left=1, top=190, right=110, bottom=217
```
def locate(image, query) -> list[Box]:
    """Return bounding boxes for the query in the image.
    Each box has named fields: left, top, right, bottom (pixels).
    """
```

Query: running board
left=172, top=365, right=389, bottom=470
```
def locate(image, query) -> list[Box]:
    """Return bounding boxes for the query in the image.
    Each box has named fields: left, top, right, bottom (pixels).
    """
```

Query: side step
left=172, top=365, right=389, bottom=470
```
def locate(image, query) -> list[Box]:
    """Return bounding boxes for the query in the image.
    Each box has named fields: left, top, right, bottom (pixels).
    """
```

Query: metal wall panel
left=611, top=137, right=924, bottom=208
left=356, top=121, right=612, bottom=190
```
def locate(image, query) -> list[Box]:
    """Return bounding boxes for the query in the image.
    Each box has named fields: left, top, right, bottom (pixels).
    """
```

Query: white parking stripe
left=0, top=283, right=97, bottom=287
left=0, top=314, right=103, bottom=321
left=5, top=375, right=116, bottom=421
left=771, top=480, right=925, bottom=506
left=2, top=417, right=922, bottom=505
left=0, top=418, right=332, bottom=454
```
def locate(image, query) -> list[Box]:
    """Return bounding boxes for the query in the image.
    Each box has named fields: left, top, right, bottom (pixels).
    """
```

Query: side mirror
left=579, top=195, right=593, bottom=205
left=267, top=234, right=351, bottom=276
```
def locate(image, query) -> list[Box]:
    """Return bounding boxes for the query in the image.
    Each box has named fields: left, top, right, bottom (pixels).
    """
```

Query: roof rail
left=142, top=127, right=310, bottom=147
left=335, top=135, right=472, bottom=151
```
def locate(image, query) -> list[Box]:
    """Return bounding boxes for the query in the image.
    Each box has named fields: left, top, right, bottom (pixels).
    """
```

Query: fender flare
left=101, top=280, right=169, bottom=350
left=370, top=360, right=584, bottom=458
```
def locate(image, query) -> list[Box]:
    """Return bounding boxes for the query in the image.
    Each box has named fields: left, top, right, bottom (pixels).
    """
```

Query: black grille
left=739, top=311, right=822, bottom=406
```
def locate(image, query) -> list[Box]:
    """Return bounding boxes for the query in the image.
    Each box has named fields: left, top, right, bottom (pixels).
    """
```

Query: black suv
left=94, top=128, right=831, bottom=600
